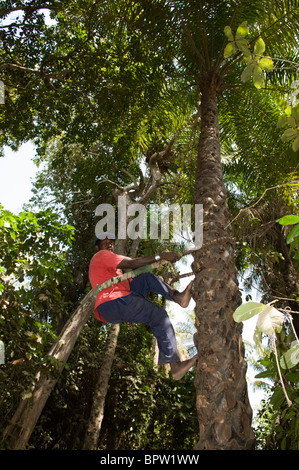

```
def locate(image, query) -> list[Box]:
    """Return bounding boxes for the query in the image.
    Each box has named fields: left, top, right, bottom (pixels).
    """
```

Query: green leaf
left=235, top=21, right=249, bottom=40
left=236, top=38, right=250, bottom=56
left=292, top=134, right=299, bottom=152
left=233, top=301, right=266, bottom=323
left=280, top=343, right=299, bottom=369
left=241, top=63, right=255, bottom=83
left=255, top=370, right=275, bottom=379
left=277, top=215, right=299, bottom=225
left=285, top=371, right=299, bottom=383
left=281, top=127, right=298, bottom=142
left=289, top=238, right=299, bottom=255
left=252, top=65, right=264, bottom=89
left=270, top=387, right=286, bottom=409
left=281, top=438, right=287, bottom=450
left=224, top=26, right=234, bottom=42
left=254, top=38, right=266, bottom=55
left=291, top=103, right=299, bottom=121
left=277, top=115, right=288, bottom=128
left=259, top=56, right=274, bottom=71
left=224, top=42, right=236, bottom=58
left=287, top=116, right=297, bottom=128
left=287, top=223, right=299, bottom=244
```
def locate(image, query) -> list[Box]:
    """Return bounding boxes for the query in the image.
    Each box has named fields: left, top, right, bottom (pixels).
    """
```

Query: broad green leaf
left=259, top=57, right=274, bottom=71
left=287, top=223, right=299, bottom=244
left=291, top=103, right=299, bottom=121
left=224, top=42, right=236, bottom=58
left=224, top=26, right=234, bottom=41
left=270, top=387, right=286, bottom=409
left=236, top=38, right=250, bottom=56
left=241, top=64, right=255, bottom=83
left=254, top=38, right=266, bottom=55
left=281, top=127, right=298, bottom=142
left=252, top=65, right=264, bottom=89
left=293, top=134, right=299, bottom=152
left=285, top=371, right=299, bottom=383
left=287, top=116, right=297, bottom=128
left=289, top=237, right=299, bottom=253
left=233, top=301, right=266, bottom=322
left=255, top=306, right=284, bottom=336
left=278, top=215, right=299, bottom=225
left=277, top=115, right=288, bottom=128
left=280, top=343, right=299, bottom=369
left=235, top=21, right=249, bottom=39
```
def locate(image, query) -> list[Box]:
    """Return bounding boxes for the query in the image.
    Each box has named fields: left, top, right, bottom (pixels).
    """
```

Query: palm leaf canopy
left=150, top=0, right=299, bottom=199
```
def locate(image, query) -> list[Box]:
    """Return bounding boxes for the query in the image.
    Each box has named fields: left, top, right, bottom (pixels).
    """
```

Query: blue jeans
left=97, top=273, right=180, bottom=364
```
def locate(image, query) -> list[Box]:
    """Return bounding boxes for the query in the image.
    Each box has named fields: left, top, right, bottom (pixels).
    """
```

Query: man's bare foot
left=170, top=354, right=198, bottom=380
left=172, top=280, right=193, bottom=308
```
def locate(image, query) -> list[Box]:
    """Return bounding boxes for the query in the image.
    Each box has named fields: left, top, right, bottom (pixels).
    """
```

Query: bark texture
left=82, top=323, right=120, bottom=450
left=192, top=75, right=255, bottom=450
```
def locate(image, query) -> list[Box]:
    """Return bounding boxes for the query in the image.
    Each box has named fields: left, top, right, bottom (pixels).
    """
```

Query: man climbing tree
left=89, top=234, right=198, bottom=380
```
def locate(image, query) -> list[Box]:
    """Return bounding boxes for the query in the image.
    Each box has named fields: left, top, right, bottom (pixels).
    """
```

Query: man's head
left=94, top=233, right=115, bottom=252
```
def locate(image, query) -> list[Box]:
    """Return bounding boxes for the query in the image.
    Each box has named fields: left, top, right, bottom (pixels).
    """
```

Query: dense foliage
left=0, top=206, right=74, bottom=422
left=1, top=0, right=299, bottom=450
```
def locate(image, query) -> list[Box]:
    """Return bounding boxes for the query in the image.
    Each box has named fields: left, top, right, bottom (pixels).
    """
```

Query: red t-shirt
left=89, top=250, right=131, bottom=322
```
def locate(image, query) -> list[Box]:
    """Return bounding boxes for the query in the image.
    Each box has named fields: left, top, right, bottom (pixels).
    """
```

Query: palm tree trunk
left=192, top=75, right=255, bottom=450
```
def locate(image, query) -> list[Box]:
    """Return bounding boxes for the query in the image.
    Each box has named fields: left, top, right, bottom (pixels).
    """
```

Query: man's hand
left=160, top=252, right=182, bottom=263
left=117, top=251, right=182, bottom=270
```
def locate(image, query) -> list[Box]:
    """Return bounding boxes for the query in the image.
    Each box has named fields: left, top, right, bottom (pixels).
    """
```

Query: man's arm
left=117, top=252, right=182, bottom=270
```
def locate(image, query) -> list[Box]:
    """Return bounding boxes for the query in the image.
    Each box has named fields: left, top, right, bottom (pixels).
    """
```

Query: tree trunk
left=82, top=323, right=120, bottom=450
left=192, top=75, right=255, bottom=450
left=2, top=147, right=168, bottom=450
left=1, top=290, right=95, bottom=449
left=82, top=231, right=143, bottom=450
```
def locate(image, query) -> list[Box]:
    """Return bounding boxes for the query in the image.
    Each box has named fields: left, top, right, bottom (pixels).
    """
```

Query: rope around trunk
left=93, top=236, right=232, bottom=297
